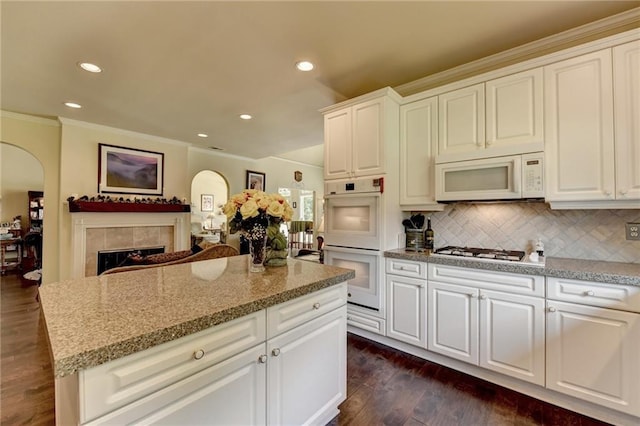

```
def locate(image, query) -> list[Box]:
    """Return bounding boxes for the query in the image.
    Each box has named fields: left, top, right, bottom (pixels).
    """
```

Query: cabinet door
left=399, top=97, right=440, bottom=208
left=479, top=290, right=545, bottom=386
left=613, top=40, right=640, bottom=201
left=485, top=68, right=543, bottom=152
left=267, top=306, right=347, bottom=426
left=386, top=274, right=426, bottom=348
left=438, top=83, right=485, bottom=159
left=428, top=281, right=478, bottom=364
left=544, top=49, right=615, bottom=201
left=546, top=301, right=640, bottom=416
left=324, top=108, right=352, bottom=180
left=85, top=344, right=267, bottom=425
left=352, top=97, right=385, bottom=177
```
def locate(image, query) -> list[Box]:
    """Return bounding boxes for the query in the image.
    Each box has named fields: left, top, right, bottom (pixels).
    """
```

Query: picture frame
left=246, top=170, right=266, bottom=191
left=98, top=143, right=164, bottom=195
left=201, top=194, right=214, bottom=212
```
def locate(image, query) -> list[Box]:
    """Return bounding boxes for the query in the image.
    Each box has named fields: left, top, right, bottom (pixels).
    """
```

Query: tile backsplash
left=427, top=203, right=640, bottom=264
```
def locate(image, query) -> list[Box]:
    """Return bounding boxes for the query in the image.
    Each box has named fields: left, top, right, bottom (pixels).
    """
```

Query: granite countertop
left=384, top=249, right=640, bottom=286
left=39, top=255, right=355, bottom=377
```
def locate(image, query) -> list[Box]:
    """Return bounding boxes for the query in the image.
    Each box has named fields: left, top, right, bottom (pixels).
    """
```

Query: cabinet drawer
left=347, top=309, right=386, bottom=335
left=267, top=283, right=347, bottom=338
left=428, top=263, right=544, bottom=296
left=547, top=277, right=640, bottom=313
left=80, top=310, right=266, bottom=423
left=386, top=258, right=427, bottom=279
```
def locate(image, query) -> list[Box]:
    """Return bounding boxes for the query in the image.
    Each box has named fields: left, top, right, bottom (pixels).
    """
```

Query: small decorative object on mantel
left=67, top=195, right=190, bottom=213
left=223, top=190, right=293, bottom=272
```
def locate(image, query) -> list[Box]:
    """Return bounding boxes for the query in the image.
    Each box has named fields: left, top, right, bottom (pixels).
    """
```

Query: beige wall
left=0, top=111, right=61, bottom=283
left=57, top=118, right=191, bottom=279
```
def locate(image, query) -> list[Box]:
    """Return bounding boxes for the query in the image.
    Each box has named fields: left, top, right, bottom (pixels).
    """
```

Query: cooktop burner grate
left=433, top=246, right=525, bottom=262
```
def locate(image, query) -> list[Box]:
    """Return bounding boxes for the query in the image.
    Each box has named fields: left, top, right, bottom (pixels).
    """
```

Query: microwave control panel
left=522, top=153, right=544, bottom=198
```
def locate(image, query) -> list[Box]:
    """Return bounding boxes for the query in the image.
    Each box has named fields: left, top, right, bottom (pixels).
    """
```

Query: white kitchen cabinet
left=427, top=264, right=545, bottom=385
left=438, top=83, right=485, bottom=160
left=323, top=87, right=400, bottom=180
left=546, top=300, right=640, bottom=416
left=399, top=96, right=443, bottom=210
left=437, top=68, right=543, bottom=164
left=546, top=276, right=640, bottom=417
left=428, top=280, right=479, bottom=364
left=613, top=40, right=640, bottom=201
left=267, top=305, right=346, bottom=426
left=386, top=274, right=426, bottom=348
left=70, top=284, right=348, bottom=426
left=479, top=290, right=545, bottom=386
left=84, top=344, right=267, bottom=425
left=544, top=49, right=615, bottom=202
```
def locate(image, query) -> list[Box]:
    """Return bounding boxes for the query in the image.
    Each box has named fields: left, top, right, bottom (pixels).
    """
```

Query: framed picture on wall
left=246, top=170, right=266, bottom=191
left=98, top=143, right=164, bottom=195
left=201, top=194, right=214, bottom=212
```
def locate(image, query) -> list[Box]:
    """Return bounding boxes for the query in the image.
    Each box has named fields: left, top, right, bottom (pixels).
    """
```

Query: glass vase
left=249, top=234, right=268, bottom=273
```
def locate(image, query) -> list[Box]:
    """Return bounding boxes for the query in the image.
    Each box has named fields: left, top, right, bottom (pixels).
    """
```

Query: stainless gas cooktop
left=433, top=246, right=526, bottom=262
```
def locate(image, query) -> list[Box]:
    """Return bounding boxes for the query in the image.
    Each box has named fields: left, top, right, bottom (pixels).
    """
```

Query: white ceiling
left=2, top=1, right=639, bottom=168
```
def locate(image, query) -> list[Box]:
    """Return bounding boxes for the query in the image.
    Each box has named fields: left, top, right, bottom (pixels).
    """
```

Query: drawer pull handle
left=272, top=348, right=281, bottom=357
left=193, top=349, right=205, bottom=360
left=313, top=302, right=321, bottom=310
left=548, top=307, right=557, bottom=313
left=584, top=290, right=595, bottom=296
left=258, top=354, right=267, bottom=364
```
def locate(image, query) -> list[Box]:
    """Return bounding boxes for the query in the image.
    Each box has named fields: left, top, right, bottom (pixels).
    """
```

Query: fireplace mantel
left=70, top=212, right=189, bottom=278
left=69, top=201, right=190, bottom=213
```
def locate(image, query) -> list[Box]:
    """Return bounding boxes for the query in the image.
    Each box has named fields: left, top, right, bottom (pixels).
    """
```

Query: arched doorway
left=190, top=170, right=229, bottom=244
left=0, top=142, right=44, bottom=278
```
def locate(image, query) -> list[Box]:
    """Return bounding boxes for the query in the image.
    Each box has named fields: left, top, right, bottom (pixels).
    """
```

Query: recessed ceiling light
left=78, top=62, right=102, bottom=73
left=296, top=61, right=314, bottom=71
left=197, top=133, right=208, bottom=138
left=240, top=114, right=252, bottom=120
left=64, top=102, right=82, bottom=109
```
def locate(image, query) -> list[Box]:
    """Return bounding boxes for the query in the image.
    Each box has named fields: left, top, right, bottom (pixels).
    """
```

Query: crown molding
left=0, top=110, right=60, bottom=127
left=395, top=7, right=640, bottom=96
left=58, top=117, right=191, bottom=147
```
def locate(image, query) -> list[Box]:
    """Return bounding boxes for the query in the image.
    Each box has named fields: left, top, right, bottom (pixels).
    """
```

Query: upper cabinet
left=399, top=97, right=443, bottom=211
left=323, top=88, right=400, bottom=180
left=437, top=68, right=543, bottom=164
left=613, top=40, right=640, bottom=201
left=545, top=42, right=639, bottom=208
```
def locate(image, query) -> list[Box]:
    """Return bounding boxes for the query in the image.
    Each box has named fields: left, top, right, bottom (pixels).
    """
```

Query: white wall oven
left=324, top=177, right=384, bottom=311
left=435, top=153, right=544, bottom=201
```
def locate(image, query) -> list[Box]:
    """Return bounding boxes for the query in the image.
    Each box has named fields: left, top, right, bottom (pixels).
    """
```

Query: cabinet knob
left=584, top=290, right=595, bottom=296
left=548, top=307, right=557, bottom=313
left=193, top=349, right=205, bottom=360
left=313, top=302, right=321, bottom=310
left=479, top=294, right=487, bottom=300
left=347, top=316, right=352, bottom=321
left=470, top=293, right=477, bottom=298
left=348, top=292, right=352, bottom=298
left=604, top=190, right=612, bottom=197
left=272, top=348, right=281, bottom=357
left=258, top=354, right=268, bottom=364
left=619, top=190, right=628, bottom=197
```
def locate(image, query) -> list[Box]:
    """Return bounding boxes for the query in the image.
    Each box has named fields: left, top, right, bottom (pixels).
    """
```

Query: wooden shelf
left=68, top=201, right=191, bottom=213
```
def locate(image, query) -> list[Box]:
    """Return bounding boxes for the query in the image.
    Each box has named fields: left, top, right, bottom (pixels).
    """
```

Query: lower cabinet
left=427, top=264, right=546, bottom=386
left=69, top=284, right=347, bottom=426
left=546, top=277, right=640, bottom=417
left=386, top=274, right=426, bottom=347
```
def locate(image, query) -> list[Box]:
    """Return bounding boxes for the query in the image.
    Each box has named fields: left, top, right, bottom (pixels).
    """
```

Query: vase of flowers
left=223, top=190, right=293, bottom=272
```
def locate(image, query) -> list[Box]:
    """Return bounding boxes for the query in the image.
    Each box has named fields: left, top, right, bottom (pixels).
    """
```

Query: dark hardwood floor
left=1, top=271, right=610, bottom=426
left=1, top=271, right=55, bottom=425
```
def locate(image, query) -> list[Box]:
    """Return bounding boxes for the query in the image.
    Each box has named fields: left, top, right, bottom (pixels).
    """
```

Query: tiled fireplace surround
left=70, top=212, right=189, bottom=278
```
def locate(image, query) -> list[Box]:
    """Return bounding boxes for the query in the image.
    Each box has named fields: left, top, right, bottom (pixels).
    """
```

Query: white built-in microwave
left=435, top=153, right=544, bottom=201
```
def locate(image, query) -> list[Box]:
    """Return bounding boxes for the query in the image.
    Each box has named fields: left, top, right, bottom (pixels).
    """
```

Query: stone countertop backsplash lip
left=384, top=249, right=640, bottom=286
left=38, top=255, right=355, bottom=377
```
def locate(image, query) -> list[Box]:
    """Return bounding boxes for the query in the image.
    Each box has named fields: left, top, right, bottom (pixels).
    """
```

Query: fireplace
left=97, top=246, right=165, bottom=275
left=70, top=212, right=189, bottom=278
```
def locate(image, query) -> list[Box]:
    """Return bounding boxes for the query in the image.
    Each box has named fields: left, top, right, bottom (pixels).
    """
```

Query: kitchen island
left=40, top=255, right=355, bottom=425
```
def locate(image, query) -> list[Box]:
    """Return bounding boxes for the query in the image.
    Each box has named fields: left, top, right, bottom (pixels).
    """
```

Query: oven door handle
left=324, top=192, right=381, bottom=199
